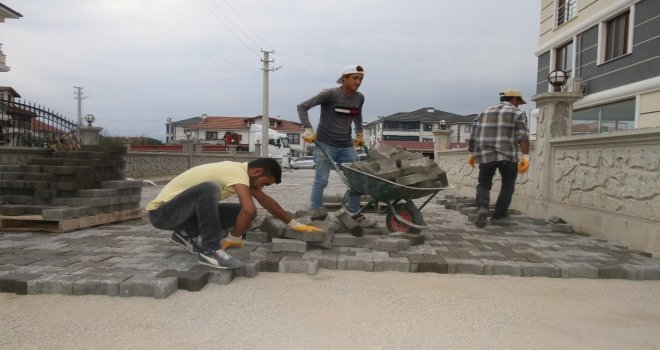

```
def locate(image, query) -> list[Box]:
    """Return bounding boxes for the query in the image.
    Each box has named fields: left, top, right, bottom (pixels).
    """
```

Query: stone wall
left=435, top=127, right=660, bottom=254
left=123, top=151, right=260, bottom=178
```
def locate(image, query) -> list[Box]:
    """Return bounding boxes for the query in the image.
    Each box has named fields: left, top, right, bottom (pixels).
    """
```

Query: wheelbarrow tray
left=341, top=163, right=443, bottom=202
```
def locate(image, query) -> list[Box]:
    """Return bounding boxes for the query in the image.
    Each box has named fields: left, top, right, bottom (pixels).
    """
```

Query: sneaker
left=475, top=207, right=489, bottom=228
left=169, top=231, right=201, bottom=254
left=490, top=217, right=518, bottom=226
left=354, top=214, right=377, bottom=228
left=308, top=207, right=328, bottom=220
left=198, top=249, right=245, bottom=269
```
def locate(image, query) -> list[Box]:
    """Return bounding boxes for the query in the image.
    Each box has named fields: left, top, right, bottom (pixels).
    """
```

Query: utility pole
left=73, top=86, right=87, bottom=127
left=261, top=50, right=274, bottom=157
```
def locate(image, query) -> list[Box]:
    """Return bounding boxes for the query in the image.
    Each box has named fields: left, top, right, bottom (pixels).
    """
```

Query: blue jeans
left=475, top=161, right=518, bottom=219
left=312, top=142, right=360, bottom=213
left=148, top=181, right=241, bottom=252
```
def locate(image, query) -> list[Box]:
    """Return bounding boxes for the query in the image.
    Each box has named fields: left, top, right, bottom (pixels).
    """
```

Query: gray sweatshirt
left=297, top=87, right=364, bottom=147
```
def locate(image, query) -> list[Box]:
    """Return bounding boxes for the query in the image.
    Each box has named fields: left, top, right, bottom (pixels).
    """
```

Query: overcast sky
left=2, top=0, right=542, bottom=141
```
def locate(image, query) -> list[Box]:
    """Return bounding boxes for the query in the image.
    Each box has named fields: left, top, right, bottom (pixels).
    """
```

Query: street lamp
left=439, top=120, right=447, bottom=130
left=548, top=69, right=569, bottom=92
left=84, top=114, right=95, bottom=127
left=184, top=129, right=192, bottom=139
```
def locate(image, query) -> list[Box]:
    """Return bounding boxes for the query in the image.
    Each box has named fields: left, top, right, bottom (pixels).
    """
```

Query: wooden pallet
left=0, top=209, right=142, bottom=233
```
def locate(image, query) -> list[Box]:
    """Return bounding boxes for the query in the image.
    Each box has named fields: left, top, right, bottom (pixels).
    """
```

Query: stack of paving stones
left=1, top=185, right=659, bottom=299
left=347, top=142, right=448, bottom=188
left=0, top=145, right=141, bottom=231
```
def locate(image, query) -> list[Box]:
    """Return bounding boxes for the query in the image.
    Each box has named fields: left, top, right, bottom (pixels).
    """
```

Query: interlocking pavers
left=119, top=274, right=178, bottom=299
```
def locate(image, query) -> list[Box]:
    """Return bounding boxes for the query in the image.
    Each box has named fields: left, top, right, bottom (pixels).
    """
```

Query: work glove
left=353, top=133, right=364, bottom=147
left=221, top=234, right=244, bottom=250
left=302, top=128, right=316, bottom=143
left=467, top=154, right=476, bottom=168
left=288, top=219, right=323, bottom=232
left=518, top=154, right=530, bottom=174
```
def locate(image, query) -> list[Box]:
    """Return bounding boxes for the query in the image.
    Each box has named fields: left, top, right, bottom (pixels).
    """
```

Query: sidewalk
left=1, top=168, right=658, bottom=298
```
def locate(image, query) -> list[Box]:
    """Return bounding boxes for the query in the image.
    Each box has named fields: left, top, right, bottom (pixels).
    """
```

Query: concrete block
left=246, top=230, right=271, bottom=243
left=207, top=269, right=235, bottom=285
left=396, top=173, right=431, bottom=186
left=630, top=265, right=660, bottom=280
left=416, top=257, right=448, bottom=274
left=551, top=223, right=574, bottom=233
left=0, top=272, right=42, bottom=295
left=156, top=268, right=209, bottom=292
left=271, top=238, right=307, bottom=253
left=279, top=256, right=318, bottom=275
left=27, top=274, right=85, bottom=295
left=73, top=274, right=132, bottom=296
left=481, top=259, right=522, bottom=276
left=446, top=258, right=484, bottom=275
left=373, top=237, right=411, bottom=252
left=375, top=159, right=402, bottom=180
left=519, top=262, right=560, bottom=278
left=369, top=142, right=398, bottom=160
left=397, top=233, right=425, bottom=246
left=598, top=265, right=638, bottom=280
left=225, top=246, right=252, bottom=262
left=554, top=262, right=598, bottom=279
left=332, top=234, right=358, bottom=247
left=400, top=158, right=432, bottom=176
left=236, top=259, right=262, bottom=278
left=337, top=255, right=373, bottom=272
left=119, top=275, right=178, bottom=299
left=259, top=216, right=287, bottom=238
left=373, top=256, right=410, bottom=272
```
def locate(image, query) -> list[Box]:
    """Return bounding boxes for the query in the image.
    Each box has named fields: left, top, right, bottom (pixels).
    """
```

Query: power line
left=199, top=0, right=261, bottom=56
left=220, top=0, right=272, bottom=50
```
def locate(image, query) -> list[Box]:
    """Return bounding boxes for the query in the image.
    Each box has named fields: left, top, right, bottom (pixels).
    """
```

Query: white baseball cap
left=336, top=65, right=365, bottom=84
left=500, top=88, right=526, bottom=104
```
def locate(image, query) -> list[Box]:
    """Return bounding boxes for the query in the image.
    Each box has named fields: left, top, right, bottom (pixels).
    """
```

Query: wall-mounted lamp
left=548, top=69, right=569, bottom=92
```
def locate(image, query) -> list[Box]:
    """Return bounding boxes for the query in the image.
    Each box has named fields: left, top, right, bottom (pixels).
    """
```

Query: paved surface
left=1, top=169, right=659, bottom=298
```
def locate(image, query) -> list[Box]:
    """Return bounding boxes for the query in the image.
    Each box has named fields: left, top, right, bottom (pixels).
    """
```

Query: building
left=0, top=3, right=22, bottom=73
left=166, top=115, right=306, bottom=156
left=536, top=0, right=660, bottom=134
left=363, top=107, right=474, bottom=157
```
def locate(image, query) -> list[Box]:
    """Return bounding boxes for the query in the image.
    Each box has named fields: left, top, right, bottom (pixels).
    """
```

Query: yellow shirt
left=146, top=161, right=249, bottom=211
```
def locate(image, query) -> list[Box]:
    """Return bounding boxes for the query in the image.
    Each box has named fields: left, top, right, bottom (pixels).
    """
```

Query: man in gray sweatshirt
left=297, top=64, right=376, bottom=229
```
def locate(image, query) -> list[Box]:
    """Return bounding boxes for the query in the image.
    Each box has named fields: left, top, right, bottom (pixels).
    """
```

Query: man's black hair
left=500, top=96, right=516, bottom=103
left=248, top=158, right=282, bottom=184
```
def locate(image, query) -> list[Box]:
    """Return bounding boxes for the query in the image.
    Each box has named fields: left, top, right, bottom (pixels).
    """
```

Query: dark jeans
left=148, top=181, right=241, bottom=252
left=475, top=160, right=518, bottom=220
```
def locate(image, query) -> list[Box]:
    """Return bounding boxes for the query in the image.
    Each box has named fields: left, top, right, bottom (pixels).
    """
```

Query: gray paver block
left=119, top=275, right=178, bottom=299
left=373, top=256, right=410, bottom=272
left=481, top=259, right=522, bottom=276
left=0, top=272, right=42, bottom=295
left=208, top=269, right=235, bottom=285
left=519, top=262, right=560, bottom=278
left=446, top=258, right=484, bottom=275
left=551, top=223, right=574, bottom=233
left=271, top=238, right=307, bottom=253
left=225, top=246, right=252, bottom=261
left=332, top=234, right=358, bottom=247
left=27, top=274, right=86, bottom=295
left=236, top=259, right=262, bottom=278
left=259, top=216, right=287, bottom=238
left=73, top=274, right=132, bottom=296
left=554, top=262, right=598, bottom=279
left=246, top=230, right=271, bottom=243
left=279, top=256, right=318, bottom=275
left=304, top=251, right=337, bottom=270
left=629, top=265, right=660, bottom=280
left=337, top=255, right=373, bottom=272
left=373, top=238, right=411, bottom=252
left=598, top=265, right=638, bottom=280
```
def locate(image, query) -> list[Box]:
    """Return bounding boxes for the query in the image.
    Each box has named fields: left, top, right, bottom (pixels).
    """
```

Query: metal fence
left=0, top=97, right=78, bottom=148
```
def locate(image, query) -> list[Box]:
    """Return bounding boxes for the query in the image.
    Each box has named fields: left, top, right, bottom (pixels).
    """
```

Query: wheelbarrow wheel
left=386, top=202, right=424, bottom=234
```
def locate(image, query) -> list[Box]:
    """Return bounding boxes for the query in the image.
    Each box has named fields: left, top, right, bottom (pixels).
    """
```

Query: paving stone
left=554, top=262, right=599, bottom=279
left=446, top=258, right=484, bottom=275
left=27, top=274, right=86, bottom=295
left=551, top=223, right=574, bottom=233
left=246, top=230, right=271, bottom=243
left=598, top=265, right=638, bottom=280
left=0, top=272, right=42, bottom=295
left=332, top=234, right=359, bottom=247
left=304, top=251, right=337, bottom=270
left=337, top=255, right=373, bottom=272
left=207, top=269, right=235, bottom=285
left=279, top=256, right=318, bottom=275
left=519, top=262, right=560, bottom=278
left=259, top=216, right=287, bottom=238
left=373, top=237, right=410, bottom=252
left=416, top=256, right=448, bottom=274
left=397, top=233, right=426, bottom=246
left=629, top=265, right=660, bottom=280
left=236, top=259, right=262, bottom=278
left=73, top=274, right=132, bottom=296
left=373, top=256, right=410, bottom=272
left=156, top=268, right=209, bottom=292
left=481, top=260, right=522, bottom=276
left=271, top=238, right=307, bottom=253
left=119, top=275, right=178, bottom=299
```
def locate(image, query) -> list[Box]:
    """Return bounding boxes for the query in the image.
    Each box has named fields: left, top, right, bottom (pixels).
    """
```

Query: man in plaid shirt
left=467, top=89, right=530, bottom=227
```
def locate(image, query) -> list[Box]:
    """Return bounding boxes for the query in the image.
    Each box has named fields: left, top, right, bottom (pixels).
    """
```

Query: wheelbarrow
left=314, top=141, right=444, bottom=234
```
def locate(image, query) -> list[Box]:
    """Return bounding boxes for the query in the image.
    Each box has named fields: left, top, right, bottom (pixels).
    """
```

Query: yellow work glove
left=518, top=154, right=530, bottom=174
left=353, top=133, right=364, bottom=147
left=288, top=219, right=323, bottom=232
left=221, top=234, right=244, bottom=250
left=302, top=128, right=316, bottom=143
left=467, top=154, right=476, bottom=168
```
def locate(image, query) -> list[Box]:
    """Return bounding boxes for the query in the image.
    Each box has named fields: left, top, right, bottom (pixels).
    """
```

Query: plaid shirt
left=468, top=101, right=529, bottom=164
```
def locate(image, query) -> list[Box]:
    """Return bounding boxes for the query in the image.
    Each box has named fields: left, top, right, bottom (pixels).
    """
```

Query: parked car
left=290, top=156, right=315, bottom=169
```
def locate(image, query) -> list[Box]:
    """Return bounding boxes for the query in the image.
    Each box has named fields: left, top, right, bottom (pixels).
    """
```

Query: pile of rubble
left=346, top=142, right=448, bottom=188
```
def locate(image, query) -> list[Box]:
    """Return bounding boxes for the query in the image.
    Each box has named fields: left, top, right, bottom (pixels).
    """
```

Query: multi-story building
left=363, top=107, right=474, bottom=157
left=0, top=3, right=22, bottom=73
left=166, top=115, right=306, bottom=156
left=536, top=0, right=659, bottom=134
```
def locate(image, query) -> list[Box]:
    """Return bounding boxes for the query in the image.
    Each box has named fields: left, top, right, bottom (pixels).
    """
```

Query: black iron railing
left=0, top=97, right=78, bottom=148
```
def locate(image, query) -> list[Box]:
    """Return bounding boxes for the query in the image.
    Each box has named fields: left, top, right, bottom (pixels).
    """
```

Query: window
left=555, top=41, right=574, bottom=76
left=572, top=99, right=635, bottom=135
left=205, top=131, right=218, bottom=140
left=422, top=138, right=433, bottom=143
left=464, top=125, right=471, bottom=133
left=287, top=133, right=300, bottom=145
left=604, top=11, right=629, bottom=61
left=383, top=135, right=418, bottom=141
left=556, top=0, right=576, bottom=27
left=423, top=123, right=433, bottom=131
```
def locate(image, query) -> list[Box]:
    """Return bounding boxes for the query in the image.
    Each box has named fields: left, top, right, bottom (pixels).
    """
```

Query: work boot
left=308, top=207, right=328, bottom=220
left=475, top=207, right=489, bottom=228
left=490, top=217, right=518, bottom=226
